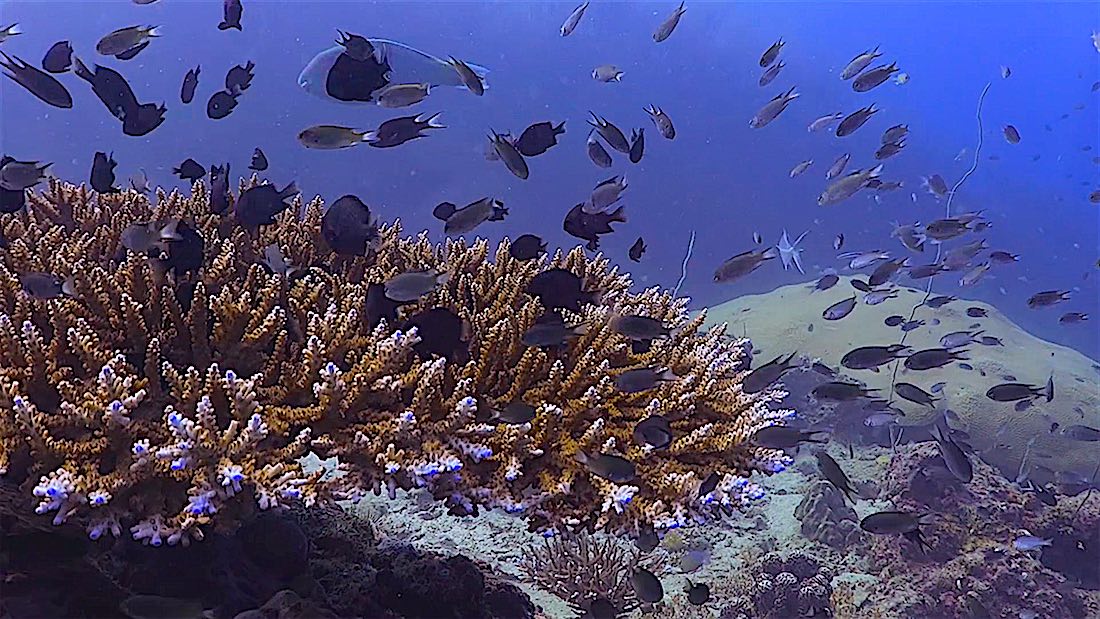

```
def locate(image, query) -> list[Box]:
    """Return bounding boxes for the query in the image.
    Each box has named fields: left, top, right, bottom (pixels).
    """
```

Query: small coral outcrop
left=719, top=552, right=833, bottom=619
left=793, top=479, right=862, bottom=549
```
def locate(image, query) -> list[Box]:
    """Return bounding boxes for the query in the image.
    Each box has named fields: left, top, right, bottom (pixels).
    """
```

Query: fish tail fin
left=278, top=182, right=299, bottom=201
left=553, top=121, right=566, bottom=135
left=61, top=276, right=78, bottom=298
left=785, top=86, right=799, bottom=99
left=868, top=164, right=885, bottom=177
left=607, top=204, right=627, bottom=223
left=761, top=246, right=779, bottom=260
left=953, top=348, right=970, bottom=361
left=4, top=23, right=22, bottom=36
left=146, top=25, right=163, bottom=38
left=418, top=112, right=445, bottom=129
left=804, top=430, right=830, bottom=444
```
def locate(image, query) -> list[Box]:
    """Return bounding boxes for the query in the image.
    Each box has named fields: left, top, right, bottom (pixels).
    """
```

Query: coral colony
left=0, top=179, right=789, bottom=546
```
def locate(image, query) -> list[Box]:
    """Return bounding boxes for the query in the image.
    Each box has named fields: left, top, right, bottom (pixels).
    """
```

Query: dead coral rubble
left=0, top=179, right=789, bottom=546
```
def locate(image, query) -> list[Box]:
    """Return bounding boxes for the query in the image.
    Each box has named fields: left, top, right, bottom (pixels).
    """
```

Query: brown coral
left=520, top=533, right=639, bottom=615
left=0, top=179, right=787, bottom=545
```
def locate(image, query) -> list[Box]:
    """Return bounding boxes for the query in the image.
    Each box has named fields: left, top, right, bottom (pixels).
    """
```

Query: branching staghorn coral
left=0, top=179, right=790, bottom=546
left=520, top=533, right=640, bottom=614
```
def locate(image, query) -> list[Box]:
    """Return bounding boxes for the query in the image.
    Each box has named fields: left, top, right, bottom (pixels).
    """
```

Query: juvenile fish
left=432, top=197, right=507, bottom=235
left=515, top=121, right=565, bottom=157
left=614, top=367, right=677, bottom=393
left=759, top=38, right=785, bottom=67
left=875, top=140, right=906, bottom=160
left=790, top=159, right=813, bottom=177
left=586, top=133, right=613, bottom=168
left=939, top=329, right=983, bottom=349
left=926, top=295, right=955, bottom=308
left=1003, top=125, right=1021, bottom=144
left=882, top=124, right=909, bottom=143
left=587, top=111, right=630, bottom=153
left=375, top=83, right=433, bottom=108
left=1059, top=312, right=1089, bottom=324
left=592, top=64, right=624, bottom=82
left=1012, top=536, right=1052, bottom=551
left=489, top=129, right=529, bottom=179
left=986, top=378, right=1054, bottom=403
left=931, top=423, right=972, bottom=483
left=869, top=257, right=909, bottom=286
left=367, top=112, right=445, bottom=148
left=825, top=153, right=851, bottom=179
left=818, top=164, right=883, bottom=205
left=713, top=247, right=777, bottom=283
left=448, top=56, right=484, bottom=95
left=180, top=65, right=200, bottom=104
left=865, top=412, right=901, bottom=427
left=628, top=237, right=646, bottom=262
left=628, top=128, right=644, bottom=163
left=611, top=315, right=669, bottom=341
left=383, top=269, right=450, bottom=302
left=808, top=112, right=844, bottom=132
left=509, top=234, right=547, bottom=261
left=863, top=288, right=897, bottom=305
left=631, top=567, right=664, bottom=603
left=1027, top=290, right=1071, bottom=308
left=633, top=415, right=673, bottom=449
left=42, top=40, right=73, bottom=73
left=0, top=159, right=51, bottom=190
left=759, top=60, right=785, bottom=86
left=811, top=273, right=839, bottom=292
left=577, top=452, right=636, bottom=483
left=96, top=25, right=161, bottom=57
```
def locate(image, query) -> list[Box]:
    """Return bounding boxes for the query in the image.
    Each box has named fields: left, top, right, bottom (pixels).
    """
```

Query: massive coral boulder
left=705, top=276, right=1099, bottom=481
left=0, top=179, right=787, bottom=546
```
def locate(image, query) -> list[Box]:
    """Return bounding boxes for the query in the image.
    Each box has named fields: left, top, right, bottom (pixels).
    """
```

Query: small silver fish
left=841, top=45, right=881, bottom=80
left=560, top=1, right=590, bottom=37
left=653, top=1, right=687, bottom=43
left=808, top=112, right=844, bottom=133
left=1012, top=536, right=1051, bottom=551
left=383, top=269, right=450, bottom=302
left=825, top=153, right=851, bottom=179
left=375, top=83, right=433, bottom=108
left=789, top=159, right=813, bottom=177
left=592, top=64, right=624, bottom=82
left=750, top=86, right=799, bottom=129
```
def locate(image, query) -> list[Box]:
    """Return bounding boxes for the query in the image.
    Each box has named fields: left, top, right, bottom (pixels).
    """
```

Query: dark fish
left=521, top=311, right=585, bottom=348
left=614, top=367, right=677, bottom=393
left=491, top=401, right=537, bottom=425
left=367, top=112, right=444, bottom=148
left=850, top=279, right=872, bottom=292
left=514, top=121, right=565, bottom=157
left=0, top=155, right=27, bottom=213
left=986, top=378, right=1053, bottom=403
left=930, top=382, right=946, bottom=394
left=234, top=181, right=299, bottom=229
left=958, top=362, right=973, bottom=371
left=633, top=415, right=673, bottom=449
left=860, top=510, right=926, bottom=534
left=209, top=163, right=230, bottom=215
left=894, top=382, right=936, bottom=407
left=219, top=0, right=243, bottom=31
left=822, top=295, right=858, bottom=320
left=813, top=273, right=839, bottom=292
left=335, top=30, right=375, bottom=61
left=365, top=283, right=401, bottom=329
left=628, top=237, right=646, bottom=262
left=759, top=39, right=785, bottom=68
left=931, top=423, right=972, bottom=482
left=698, top=471, right=720, bottom=497
left=207, top=90, right=239, bottom=119
left=586, top=132, right=613, bottom=168
left=926, top=295, right=956, bottom=308
left=1003, top=124, right=1021, bottom=144
left=72, top=59, right=140, bottom=118
left=743, top=352, right=798, bottom=394
left=868, top=257, right=909, bottom=286
left=901, top=320, right=924, bottom=332
left=509, top=234, right=547, bottom=261
left=249, top=147, right=268, bottom=171
left=89, top=151, right=120, bottom=194
left=1027, top=290, right=1071, bottom=308
left=433, top=197, right=507, bottom=235
left=812, top=381, right=878, bottom=402
left=882, top=124, right=909, bottom=143
left=0, top=158, right=51, bottom=191
left=628, top=127, right=645, bottom=163
left=904, top=348, right=968, bottom=370
left=752, top=426, right=829, bottom=449
left=923, top=174, right=950, bottom=199
left=836, top=104, right=879, bottom=137
left=875, top=140, right=906, bottom=160
left=713, top=248, right=778, bottom=283
left=611, top=315, right=669, bottom=341
left=815, top=451, right=858, bottom=503
left=526, top=268, right=596, bottom=312
left=173, top=158, right=206, bottom=183
left=179, top=65, right=200, bottom=104
left=906, top=263, right=944, bottom=279
left=322, top=195, right=380, bottom=256
left=577, top=452, right=636, bottom=483
left=159, top=220, right=204, bottom=276
left=826, top=153, right=851, bottom=179
left=20, top=271, right=75, bottom=299
left=563, top=203, right=626, bottom=251
left=685, top=581, right=709, bottom=605
left=644, top=105, right=675, bottom=139
left=750, top=86, right=799, bottom=128
left=0, top=50, right=73, bottom=108
left=225, top=61, right=254, bottom=94
left=811, top=362, right=836, bottom=377
left=447, top=56, right=484, bottom=95
left=841, top=46, right=881, bottom=80
left=384, top=269, right=449, bottom=303
left=852, top=62, right=899, bottom=92
left=122, top=101, right=166, bottom=136
left=114, top=41, right=150, bottom=61
left=842, top=344, right=910, bottom=371
left=404, top=307, right=467, bottom=362
left=96, top=25, right=160, bottom=57
left=635, top=526, right=659, bottom=553
left=1059, top=312, right=1088, bottom=324
left=587, top=111, right=630, bottom=153
left=966, top=307, right=987, bottom=317
left=1063, top=425, right=1100, bottom=442
left=652, top=1, right=686, bottom=43
left=42, top=41, right=73, bottom=73
left=884, top=315, right=904, bottom=326
left=489, top=129, right=528, bottom=178
left=589, top=175, right=628, bottom=211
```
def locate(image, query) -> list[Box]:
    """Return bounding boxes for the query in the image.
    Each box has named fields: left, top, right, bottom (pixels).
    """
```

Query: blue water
left=1, top=0, right=1097, bottom=358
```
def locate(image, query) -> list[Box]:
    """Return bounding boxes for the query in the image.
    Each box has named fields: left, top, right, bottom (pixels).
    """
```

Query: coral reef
left=793, top=479, right=863, bottom=549
left=855, top=442, right=1093, bottom=618
left=718, top=551, right=833, bottom=619
left=0, top=180, right=789, bottom=544
left=0, top=500, right=534, bottom=619
left=519, top=532, right=639, bottom=615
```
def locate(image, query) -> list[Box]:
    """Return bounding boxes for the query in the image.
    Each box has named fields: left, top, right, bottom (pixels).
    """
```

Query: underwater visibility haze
left=0, top=1, right=1098, bottom=618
